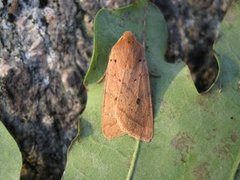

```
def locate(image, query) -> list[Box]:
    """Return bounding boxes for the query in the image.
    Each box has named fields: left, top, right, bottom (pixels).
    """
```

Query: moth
left=102, top=31, right=153, bottom=142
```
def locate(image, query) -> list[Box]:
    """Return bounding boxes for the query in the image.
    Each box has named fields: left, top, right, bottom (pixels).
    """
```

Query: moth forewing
left=102, top=31, right=153, bottom=142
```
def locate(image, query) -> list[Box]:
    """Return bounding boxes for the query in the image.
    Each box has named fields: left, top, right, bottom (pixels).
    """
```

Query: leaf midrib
left=126, top=140, right=140, bottom=180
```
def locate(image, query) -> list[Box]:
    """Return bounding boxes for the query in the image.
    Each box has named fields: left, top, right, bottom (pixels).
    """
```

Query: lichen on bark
left=0, top=0, right=87, bottom=178
left=152, top=0, right=234, bottom=92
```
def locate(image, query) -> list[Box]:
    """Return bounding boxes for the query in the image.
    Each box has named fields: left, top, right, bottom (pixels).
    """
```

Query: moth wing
left=102, top=52, right=126, bottom=139
left=116, top=61, right=153, bottom=142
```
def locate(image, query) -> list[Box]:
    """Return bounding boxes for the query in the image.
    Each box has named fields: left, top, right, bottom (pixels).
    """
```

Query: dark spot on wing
left=136, top=98, right=141, bottom=104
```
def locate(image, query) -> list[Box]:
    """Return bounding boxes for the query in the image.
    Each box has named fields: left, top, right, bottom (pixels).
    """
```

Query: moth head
left=121, top=31, right=136, bottom=43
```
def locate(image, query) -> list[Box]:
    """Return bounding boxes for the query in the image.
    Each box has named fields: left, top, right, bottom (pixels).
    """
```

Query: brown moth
left=102, top=31, right=153, bottom=142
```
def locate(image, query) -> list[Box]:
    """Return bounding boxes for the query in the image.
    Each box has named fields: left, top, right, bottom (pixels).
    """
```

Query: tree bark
left=0, top=0, right=88, bottom=179
left=152, top=0, right=234, bottom=92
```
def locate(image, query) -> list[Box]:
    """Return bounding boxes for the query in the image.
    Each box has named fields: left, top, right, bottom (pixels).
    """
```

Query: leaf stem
left=126, top=140, right=140, bottom=180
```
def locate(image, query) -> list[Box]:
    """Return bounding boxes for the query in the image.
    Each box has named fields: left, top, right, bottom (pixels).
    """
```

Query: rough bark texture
left=0, top=0, right=234, bottom=179
left=0, top=0, right=88, bottom=179
left=152, top=0, right=234, bottom=92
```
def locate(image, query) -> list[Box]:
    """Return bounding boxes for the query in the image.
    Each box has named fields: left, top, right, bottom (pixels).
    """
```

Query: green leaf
left=84, top=0, right=168, bottom=85
left=64, top=0, right=240, bottom=179
left=0, top=122, right=21, bottom=179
